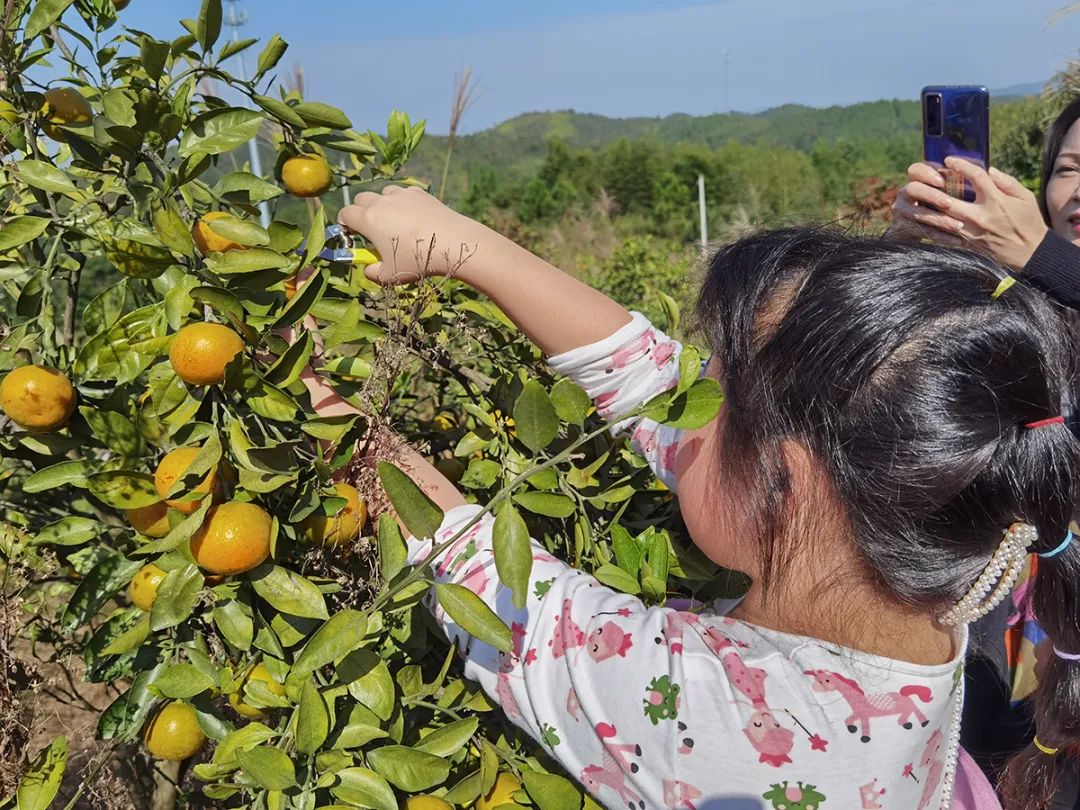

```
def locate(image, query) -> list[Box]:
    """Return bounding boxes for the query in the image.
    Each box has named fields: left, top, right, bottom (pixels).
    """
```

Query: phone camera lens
left=925, top=94, right=943, bottom=137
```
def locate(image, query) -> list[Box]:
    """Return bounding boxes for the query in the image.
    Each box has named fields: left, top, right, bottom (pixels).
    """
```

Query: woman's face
left=1045, top=119, right=1080, bottom=245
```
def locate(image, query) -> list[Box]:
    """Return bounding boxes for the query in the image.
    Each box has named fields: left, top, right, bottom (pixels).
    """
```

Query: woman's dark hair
left=1039, top=97, right=1080, bottom=222
left=695, top=229, right=1080, bottom=810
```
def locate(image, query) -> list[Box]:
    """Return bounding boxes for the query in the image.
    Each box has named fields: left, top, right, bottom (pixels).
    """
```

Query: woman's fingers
left=988, top=167, right=1030, bottom=199
left=943, top=157, right=997, bottom=202
left=903, top=181, right=955, bottom=212
left=908, top=162, right=944, bottom=188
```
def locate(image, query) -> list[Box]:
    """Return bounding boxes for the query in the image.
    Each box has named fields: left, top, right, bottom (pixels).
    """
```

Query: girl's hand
left=892, top=159, right=1048, bottom=270
left=337, top=186, right=482, bottom=285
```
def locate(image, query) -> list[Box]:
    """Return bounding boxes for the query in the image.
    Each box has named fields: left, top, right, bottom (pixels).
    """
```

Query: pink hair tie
left=1053, top=646, right=1080, bottom=662
left=1024, top=415, right=1066, bottom=429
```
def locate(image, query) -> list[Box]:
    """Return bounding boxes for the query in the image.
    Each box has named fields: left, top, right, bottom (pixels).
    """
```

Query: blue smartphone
left=921, top=85, right=990, bottom=202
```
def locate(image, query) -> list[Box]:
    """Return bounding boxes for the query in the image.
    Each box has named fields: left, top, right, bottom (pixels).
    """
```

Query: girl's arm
left=337, top=187, right=632, bottom=356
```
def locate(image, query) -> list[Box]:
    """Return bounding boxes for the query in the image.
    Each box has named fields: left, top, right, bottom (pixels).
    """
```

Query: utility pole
left=225, top=0, right=271, bottom=227
left=697, top=174, right=708, bottom=248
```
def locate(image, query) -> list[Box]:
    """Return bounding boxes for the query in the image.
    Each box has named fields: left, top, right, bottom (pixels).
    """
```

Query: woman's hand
left=337, top=186, right=484, bottom=285
left=890, top=159, right=1048, bottom=270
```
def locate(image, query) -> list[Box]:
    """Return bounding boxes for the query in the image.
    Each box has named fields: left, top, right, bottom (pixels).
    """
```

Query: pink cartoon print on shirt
left=549, top=599, right=586, bottom=659
left=594, top=327, right=677, bottom=416
left=630, top=423, right=678, bottom=476
left=580, top=722, right=646, bottom=810
left=724, top=651, right=795, bottom=767
left=804, top=670, right=932, bottom=743
left=916, top=730, right=945, bottom=810
left=860, top=779, right=885, bottom=809
left=548, top=601, right=634, bottom=664
left=663, top=779, right=703, bottom=810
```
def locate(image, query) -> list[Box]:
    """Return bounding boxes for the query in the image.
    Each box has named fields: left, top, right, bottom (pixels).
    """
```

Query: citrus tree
left=0, top=1, right=726, bottom=808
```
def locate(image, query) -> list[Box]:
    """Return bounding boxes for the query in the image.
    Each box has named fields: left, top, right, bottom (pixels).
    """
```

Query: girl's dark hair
left=695, top=229, right=1080, bottom=810
left=1039, top=97, right=1080, bottom=222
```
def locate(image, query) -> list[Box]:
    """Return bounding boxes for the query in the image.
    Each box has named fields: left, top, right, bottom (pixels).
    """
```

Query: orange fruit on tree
left=143, top=701, right=206, bottom=761
left=404, top=798, right=453, bottom=810
left=125, top=501, right=171, bottom=538
left=128, top=563, right=166, bottom=611
left=113, top=0, right=130, bottom=9
left=475, top=773, right=524, bottom=810
left=281, top=154, right=333, bottom=198
left=192, top=211, right=246, bottom=255
left=191, top=501, right=272, bottom=575
left=302, top=482, right=366, bottom=546
left=228, top=663, right=286, bottom=719
left=154, top=446, right=219, bottom=515
left=40, top=88, right=92, bottom=141
left=169, top=322, right=244, bottom=386
left=0, top=365, right=76, bottom=432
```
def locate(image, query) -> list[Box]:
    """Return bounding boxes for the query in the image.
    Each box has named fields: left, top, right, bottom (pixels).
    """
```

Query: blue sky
left=115, top=1, right=1080, bottom=133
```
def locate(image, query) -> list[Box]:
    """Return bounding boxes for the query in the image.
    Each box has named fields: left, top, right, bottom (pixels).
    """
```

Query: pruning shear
left=297, top=224, right=380, bottom=265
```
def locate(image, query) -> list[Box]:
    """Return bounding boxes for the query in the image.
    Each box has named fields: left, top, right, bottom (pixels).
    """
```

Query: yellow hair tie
left=1033, top=736, right=1059, bottom=756
left=991, top=276, right=1017, bottom=299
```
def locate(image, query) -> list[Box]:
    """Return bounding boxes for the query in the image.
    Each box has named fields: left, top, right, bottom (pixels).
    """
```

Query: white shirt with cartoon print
left=406, top=313, right=966, bottom=810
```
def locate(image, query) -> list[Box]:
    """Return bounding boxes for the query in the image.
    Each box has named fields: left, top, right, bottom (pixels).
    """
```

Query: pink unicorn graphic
left=917, top=730, right=945, bottom=810
left=804, top=670, right=932, bottom=742
left=580, top=722, right=646, bottom=810
left=549, top=599, right=586, bottom=659
left=724, top=651, right=795, bottom=767
left=496, top=622, right=528, bottom=721
left=663, top=779, right=703, bottom=810
left=860, top=780, right=885, bottom=809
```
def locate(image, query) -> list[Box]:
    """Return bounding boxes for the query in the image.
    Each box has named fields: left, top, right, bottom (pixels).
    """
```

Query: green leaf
left=34, top=516, right=102, bottom=547
left=149, top=564, right=204, bottom=630
left=592, top=564, right=641, bottom=595
left=61, top=554, right=143, bottom=631
left=413, top=717, right=479, bottom=758
left=197, top=0, right=223, bottom=52
left=377, top=514, right=407, bottom=582
left=207, top=215, right=270, bottom=247
left=265, top=332, right=312, bottom=388
left=252, top=94, right=306, bottom=128
left=0, top=216, right=49, bottom=251
left=151, top=663, right=215, bottom=699
left=250, top=564, right=329, bottom=619
left=291, top=609, right=367, bottom=681
left=460, top=458, right=501, bottom=489
left=237, top=746, right=296, bottom=791
left=246, top=377, right=297, bottom=421
left=97, top=661, right=167, bottom=740
left=293, top=102, right=351, bottom=130
left=15, top=736, right=67, bottom=810
left=611, top=524, right=644, bottom=577
left=23, top=459, right=91, bottom=493
left=189, top=285, right=245, bottom=324
left=85, top=470, right=158, bottom=508
left=18, top=159, right=77, bottom=195
left=163, top=433, right=221, bottom=500
left=493, top=502, right=531, bottom=610
left=523, top=771, right=582, bottom=810
left=24, top=0, right=76, bottom=40
left=550, top=378, right=591, bottom=426
left=218, top=36, right=257, bottom=61
left=367, top=746, right=451, bottom=792
left=211, top=722, right=276, bottom=767
left=676, top=345, right=701, bottom=396
left=213, top=598, right=254, bottom=651
left=152, top=201, right=196, bottom=257
left=135, top=498, right=209, bottom=554
left=295, top=680, right=330, bottom=755
left=339, top=650, right=395, bottom=721
left=513, top=491, right=576, bottom=519
left=100, top=614, right=151, bottom=656
left=661, top=377, right=724, bottom=430
left=271, top=267, right=327, bottom=330
left=81, top=406, right=144, bottom=456
left=254, top=33, right=288, bottom=80
left=377, top=461, right=444, bottom=540
left=178, top=108, right=265, bottom=157
left=214, top=171, right=284, bottom=205
left=514, top=379, right=559, bottom=453
left=658, top=291, right=681, bottom=333
left=434, top=583, right=511, bottom=653
left=330, top=767, right=396, bottom=810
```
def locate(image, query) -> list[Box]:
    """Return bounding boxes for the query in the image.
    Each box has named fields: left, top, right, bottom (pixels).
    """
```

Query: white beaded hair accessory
left=939, top=522, right=1037, bottom=626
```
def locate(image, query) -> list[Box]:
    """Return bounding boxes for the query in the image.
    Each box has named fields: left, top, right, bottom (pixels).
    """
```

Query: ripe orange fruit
left=228, top=663, right=286, bottom=719
left=143, top=702, right=206, bottom=761
left=284, top=275, right=298, bottom=299
left=192, top=211, right=246, bottom=255
left=126, top=501, right=171, bottom=538
left=302, top=483, right=366, bottom=546
left=191, top=501, right=272, bottom=575
left=154, top=447, right=219, bottom=515
left=168, top=322, right=244, bottom=386
left=40, top=88, right=92, bottom=141
left=0, top=365, right=76, bottom=432
left=281, top=154, right=332, bottom=198
left=475, top=773, right=523, bottom=810
left=405, top=798, right=453, bottom=810
left=128, top=563, right=166, bottom=611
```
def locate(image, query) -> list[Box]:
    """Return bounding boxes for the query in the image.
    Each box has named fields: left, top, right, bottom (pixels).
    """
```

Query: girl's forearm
left=455, top=221, right=632, bottom=356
